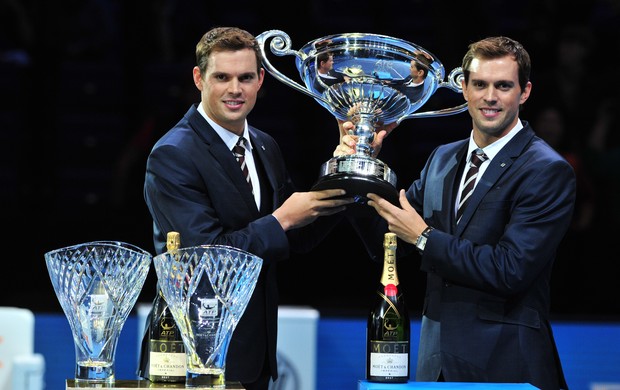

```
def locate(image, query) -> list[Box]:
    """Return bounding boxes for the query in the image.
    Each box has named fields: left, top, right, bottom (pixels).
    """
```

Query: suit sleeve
left=144, top=141, right=289, bottom=261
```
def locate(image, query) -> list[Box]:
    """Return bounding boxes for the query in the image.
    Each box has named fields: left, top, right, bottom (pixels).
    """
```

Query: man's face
left=193, top=48, right=264, bottom=135
left=462, top=55, right=531, bottom=142
left=409, top=60, right=423, bottom=81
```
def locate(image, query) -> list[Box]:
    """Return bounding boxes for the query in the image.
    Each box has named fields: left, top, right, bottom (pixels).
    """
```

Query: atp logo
left=197, top=297, right=218, bottom=319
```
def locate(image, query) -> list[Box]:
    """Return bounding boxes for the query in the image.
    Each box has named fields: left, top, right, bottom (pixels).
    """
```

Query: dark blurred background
left=2, top=0, right=619, bottom=319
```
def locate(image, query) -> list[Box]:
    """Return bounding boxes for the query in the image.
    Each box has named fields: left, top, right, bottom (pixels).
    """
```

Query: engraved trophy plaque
left=256, top=30, right=467, bottom=204
left=45, top=241, right=152, bottom=383
left=153, top=245, right=263, bottom=388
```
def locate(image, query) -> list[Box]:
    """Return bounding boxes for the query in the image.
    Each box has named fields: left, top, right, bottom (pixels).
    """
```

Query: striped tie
left=232, top=137, right=253, bottom=193
left=457, top=148, right=488, bottom=224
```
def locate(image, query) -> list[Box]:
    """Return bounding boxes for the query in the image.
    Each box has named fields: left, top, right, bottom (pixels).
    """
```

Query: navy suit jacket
left=395, top=80, right=425, bottom=104
left=351, top=122, right=575, bottom=389
left=312, top=70, right=345, bottom=93
left=142, top=104, right=341, bottom=383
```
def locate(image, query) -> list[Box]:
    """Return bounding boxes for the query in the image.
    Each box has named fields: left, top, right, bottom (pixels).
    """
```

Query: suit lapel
left=187, top=106, right=258, bottom=212
left=249, top=129, right=279, bottom=207
left=447, top=146, right=468, bottom=233
left=455, top=124, right=535, bottom=234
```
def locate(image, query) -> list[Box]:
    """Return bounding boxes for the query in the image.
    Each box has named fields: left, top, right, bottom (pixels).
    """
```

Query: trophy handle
left=256, top=30, right=334, bottom=109
left=399, top=67, right=468, bottom=122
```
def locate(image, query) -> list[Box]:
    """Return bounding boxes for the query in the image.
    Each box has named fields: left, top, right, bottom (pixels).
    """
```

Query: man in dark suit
left=394, top=52, right=432, bottom=104
left=313, top=52, right=345, bottom=93
left=138, top=27, right=352, bottom=390
left=336, top=36, right=574, bottom=390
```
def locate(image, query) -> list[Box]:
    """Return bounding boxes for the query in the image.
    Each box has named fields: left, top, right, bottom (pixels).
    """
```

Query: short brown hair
left=462, top=36, right=531, bottom=92
left=412, top=51, right=432, bottom=79
left=195, top=27, right=262, bottom=75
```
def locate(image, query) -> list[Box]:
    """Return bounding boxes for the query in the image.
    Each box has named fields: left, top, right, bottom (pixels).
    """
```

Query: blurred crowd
left=1, top=0, right=619, bottom=317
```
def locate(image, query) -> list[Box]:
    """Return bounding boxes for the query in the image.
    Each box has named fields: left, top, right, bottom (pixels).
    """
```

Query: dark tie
left=457, top=148, right=488, bottom=223
left=232, top=137, right=253, bottom=193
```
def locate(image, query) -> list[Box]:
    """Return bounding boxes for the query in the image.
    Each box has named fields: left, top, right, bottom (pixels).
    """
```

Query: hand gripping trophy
left=256, top=30, right=467, bottom=204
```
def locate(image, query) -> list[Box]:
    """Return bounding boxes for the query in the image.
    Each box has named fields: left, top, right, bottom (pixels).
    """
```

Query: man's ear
left=461, top=79, right=468, bottom=102
left=257, top=68, right=265, bottom=88
left=193, top=66, right=203, bottom=90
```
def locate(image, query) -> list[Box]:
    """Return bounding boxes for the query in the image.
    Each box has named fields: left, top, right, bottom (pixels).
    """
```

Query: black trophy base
left=311, top=174, right=399, bottom=205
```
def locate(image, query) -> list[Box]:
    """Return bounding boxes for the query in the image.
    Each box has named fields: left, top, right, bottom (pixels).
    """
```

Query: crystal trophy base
left=186, top=370, right=225, bottom=388
left=75, top=362, right=114, bottom=383
left=311, top=154, right=398, bottom=205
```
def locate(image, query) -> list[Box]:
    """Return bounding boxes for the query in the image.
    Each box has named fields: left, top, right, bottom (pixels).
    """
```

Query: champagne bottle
left=148, top=231, right=186, bottom=383
left=366, top=232, right=410, bottom=383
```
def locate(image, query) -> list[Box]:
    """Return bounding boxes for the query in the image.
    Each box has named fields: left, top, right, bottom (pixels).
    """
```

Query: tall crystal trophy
left=44, top=241, right=152, bottom=383
left=153, top=245, right=263, bottom=388
left=256, top=30, right=467, bottom=204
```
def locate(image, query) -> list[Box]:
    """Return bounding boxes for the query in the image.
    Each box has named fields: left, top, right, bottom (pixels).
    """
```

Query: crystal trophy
left=44, top=241, right=152, bottom=383
left=256, top=30, right=467, bottom=204
left=153, top=245, right=263, bottom=388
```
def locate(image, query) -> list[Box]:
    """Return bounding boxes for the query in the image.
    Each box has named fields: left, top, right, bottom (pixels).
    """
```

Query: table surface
left=358, top=380, right=539, bottom=389
left=66, top=379, right=244, bottom=389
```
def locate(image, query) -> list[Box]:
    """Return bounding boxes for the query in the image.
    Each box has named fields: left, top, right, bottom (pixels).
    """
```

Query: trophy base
left=75, top=362, right=115, bottom=383
left=312, top=155, right=398, bottom=205
left=186, top=371, right=225, bottom=388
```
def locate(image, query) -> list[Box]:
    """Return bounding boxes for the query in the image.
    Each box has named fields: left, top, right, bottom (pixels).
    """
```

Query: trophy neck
left=351, top=114, right=377, bottom=156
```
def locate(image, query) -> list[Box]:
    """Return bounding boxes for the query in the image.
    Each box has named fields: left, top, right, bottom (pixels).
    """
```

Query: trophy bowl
left=153, top=245, right=263, bottom=388
left=45, top=241, right=152, bottom=383
left=256, top=30, right=467, bottom=204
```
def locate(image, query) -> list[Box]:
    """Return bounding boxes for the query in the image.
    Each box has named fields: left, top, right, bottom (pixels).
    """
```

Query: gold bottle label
left=167, top=232, right=181, bottom=252
left=380, top=232, right=398, bottom=287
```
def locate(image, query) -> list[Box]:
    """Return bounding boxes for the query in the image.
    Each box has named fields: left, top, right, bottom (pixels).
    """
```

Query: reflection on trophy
left=45, top=241, right=152, bottom=383
left=153, top=245, right=262, bottom=388
left=256, top=30, right=467, bottom=204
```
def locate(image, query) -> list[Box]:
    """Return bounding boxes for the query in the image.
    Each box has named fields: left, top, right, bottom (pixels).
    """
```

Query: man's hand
left=273, top=189, right=354, bottom=231
left=367, top=189, right=427, bottom=244
left=334, top=120, right=398, bottom=158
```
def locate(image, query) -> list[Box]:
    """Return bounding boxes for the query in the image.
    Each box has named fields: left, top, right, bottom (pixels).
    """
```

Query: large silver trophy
left=45, top=241, right=152, bottom=383
left=153, top=245, right=263, bottom=388
left=256, top=30, right=467, bottom=204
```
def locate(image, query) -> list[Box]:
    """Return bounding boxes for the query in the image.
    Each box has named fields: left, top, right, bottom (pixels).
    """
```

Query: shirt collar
left=197, top=102, right=252, bottom=151
left=466, top=119, right=523, bottom=162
